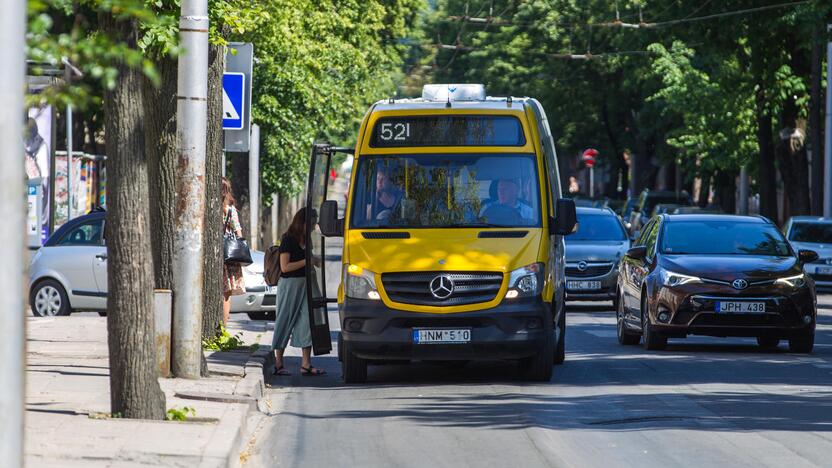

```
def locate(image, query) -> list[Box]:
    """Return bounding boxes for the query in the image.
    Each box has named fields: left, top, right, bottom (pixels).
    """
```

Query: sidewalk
left=25, top=314, right=274, bottom=467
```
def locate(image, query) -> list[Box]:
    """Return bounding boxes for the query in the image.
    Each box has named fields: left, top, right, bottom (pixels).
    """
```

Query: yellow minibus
left=304, top=84, right=577, bottom=382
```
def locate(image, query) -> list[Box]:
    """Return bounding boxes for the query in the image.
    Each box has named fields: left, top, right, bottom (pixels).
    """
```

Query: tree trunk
left=202, top=44, right=226, bottom=340
left=697, top=175, right=710, bottom=208
left=714, top=170, right=736, bottom=214
left=776, top=36, right=811, bottom=220
left=755, top=87, right=778, bottom=221
left=144, top=57, right=178, bottom=290
left=809, top=25, right=824, bottom=215
left=99, top=11, right=166, bottom=420
left=775, top=97, right=810, bottom=219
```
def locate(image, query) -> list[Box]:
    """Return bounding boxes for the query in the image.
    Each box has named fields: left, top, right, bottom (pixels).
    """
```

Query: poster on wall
left=25, top=105, right=52, bottom=244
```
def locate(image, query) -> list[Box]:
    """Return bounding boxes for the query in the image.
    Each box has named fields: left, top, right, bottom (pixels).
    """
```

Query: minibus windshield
left=351, top=153, right=542, bottom=229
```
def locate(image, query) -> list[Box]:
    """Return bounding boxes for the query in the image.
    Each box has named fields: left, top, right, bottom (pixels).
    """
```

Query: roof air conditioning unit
left=422, top=84, right=486, bottom=102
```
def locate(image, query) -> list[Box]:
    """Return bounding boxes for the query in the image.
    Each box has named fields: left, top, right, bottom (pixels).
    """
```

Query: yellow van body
left=319, top=86, right=575, bottom=382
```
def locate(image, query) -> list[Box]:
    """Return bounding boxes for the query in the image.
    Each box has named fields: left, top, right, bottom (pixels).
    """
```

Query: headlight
left=505, top=262, right=544, bottom=299
left=661, top=270, right=702, bottom=287
left=775, top=273, right=806, bottom=288
left=343, top=264, right=380, bottom=300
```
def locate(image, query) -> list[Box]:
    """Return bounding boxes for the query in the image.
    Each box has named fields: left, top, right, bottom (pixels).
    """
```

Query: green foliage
left=419, top=0, right=831, bottom=197
left=27, top=0, right=166, bottom=107
left=242, top=0, right=425, bottom=197
left=202, top=325, right=245, bottom=351
left=166, top=406, right=196, bottom=421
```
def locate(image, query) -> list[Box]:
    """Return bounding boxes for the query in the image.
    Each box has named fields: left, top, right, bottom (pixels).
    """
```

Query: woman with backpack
left=272, top=207, right=326, bottom=376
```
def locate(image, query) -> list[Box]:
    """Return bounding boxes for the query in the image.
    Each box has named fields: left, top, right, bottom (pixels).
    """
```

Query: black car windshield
left=350, top=153, right=541, bottom=229
left=568, top=214, right=627, bottom=241
left=789, top=223, right=832, bottom=244
left=662, top=221, right=791, bottom=256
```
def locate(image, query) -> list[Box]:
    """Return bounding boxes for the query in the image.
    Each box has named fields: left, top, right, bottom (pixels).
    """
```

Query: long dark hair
left=287, top=208, right=308, bottom=245
left=221, top=177, right=236, bottom=212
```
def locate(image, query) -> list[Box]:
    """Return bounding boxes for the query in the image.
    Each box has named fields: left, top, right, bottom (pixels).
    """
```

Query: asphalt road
left=248, top=290, right=832, bottom=468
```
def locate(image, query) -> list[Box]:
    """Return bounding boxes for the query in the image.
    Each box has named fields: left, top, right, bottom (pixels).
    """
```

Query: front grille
left=566, top=263, right=614, bottom=278
left=381, top=271, right=503, bottom=306
left=811, top=273, right=832, bottom=282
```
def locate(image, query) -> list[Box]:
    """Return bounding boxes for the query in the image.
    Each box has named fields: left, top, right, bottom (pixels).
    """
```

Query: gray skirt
left=272, top=277, right=312, bottom=349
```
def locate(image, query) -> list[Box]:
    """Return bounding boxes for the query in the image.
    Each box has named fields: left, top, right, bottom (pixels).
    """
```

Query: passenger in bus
left=480, top=178, right=534, bottom=224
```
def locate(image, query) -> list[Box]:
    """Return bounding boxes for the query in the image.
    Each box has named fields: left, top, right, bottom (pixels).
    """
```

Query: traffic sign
left=224, top=42, right=253, bottom=152
left=222, top=72, right=245, bottom=130
left=582, top=148, right=598, bottom=168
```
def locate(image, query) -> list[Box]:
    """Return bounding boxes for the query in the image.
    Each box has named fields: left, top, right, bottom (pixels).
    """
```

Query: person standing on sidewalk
left=272, top=207, right=326, bottom=376
left=222, top=177, right=245, bottom=326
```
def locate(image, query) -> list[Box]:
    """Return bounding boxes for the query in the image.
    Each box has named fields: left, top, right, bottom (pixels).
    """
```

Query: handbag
left=223, top=208, right=253, bottom=266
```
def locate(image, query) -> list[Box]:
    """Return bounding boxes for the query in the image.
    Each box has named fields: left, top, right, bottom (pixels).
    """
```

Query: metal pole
left=221, top=152, right=226, bottom=177
left=739, top=165, right=749, bottom=215
left=825, top=25, right=832, bottom=219
left=66, top=106, right=73, bottom=220
left=0, top=0, right=26, bottom=464
left=172, top=0, right=208, bottom=378
left=271, top=192, right=278, bottom=245
left=589, top=166, right=595, bottom=198
left=249, top=124, right=260, bottom=250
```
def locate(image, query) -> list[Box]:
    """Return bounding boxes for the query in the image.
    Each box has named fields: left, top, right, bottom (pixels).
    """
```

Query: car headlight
left=775, top=273, right=806, bottom=288
left=344, top=264, right=380, bottom=300
left=505, top=262, right=544, bottom=299
left=661, top=270, right=702, bottom=287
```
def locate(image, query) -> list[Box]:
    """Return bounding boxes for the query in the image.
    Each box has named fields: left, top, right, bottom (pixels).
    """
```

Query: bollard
left=154, top=289, right=172, bottom=377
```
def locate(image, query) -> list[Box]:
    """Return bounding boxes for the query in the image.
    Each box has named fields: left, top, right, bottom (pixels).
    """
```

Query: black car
left=616, top=214, right=817, bottom=353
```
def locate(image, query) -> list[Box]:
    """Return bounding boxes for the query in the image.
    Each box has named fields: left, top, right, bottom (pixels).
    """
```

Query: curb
left=224, top=345, right=273, bottom=467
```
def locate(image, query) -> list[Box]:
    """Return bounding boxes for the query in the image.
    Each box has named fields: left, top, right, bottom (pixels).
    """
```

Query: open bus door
left=305, top=143, right=352, bottom=356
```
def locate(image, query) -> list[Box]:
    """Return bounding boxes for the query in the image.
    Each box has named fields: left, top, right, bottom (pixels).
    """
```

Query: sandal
left=300, top=366, right=326, bottom=376
left=273, top=366, right=291, bottom=376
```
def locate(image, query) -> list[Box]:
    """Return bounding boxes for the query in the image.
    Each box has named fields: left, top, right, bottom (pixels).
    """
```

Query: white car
left=28, top=210, right=275, bottom=320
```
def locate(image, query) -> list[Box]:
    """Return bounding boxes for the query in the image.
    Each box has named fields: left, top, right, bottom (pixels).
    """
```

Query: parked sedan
left=29, top=211, right=275, bottom=319
left=783, top=216, right=832, bottom=289
left=616, top=214, right=817, bottom=353
left=565, top=207, right=630, bottom=305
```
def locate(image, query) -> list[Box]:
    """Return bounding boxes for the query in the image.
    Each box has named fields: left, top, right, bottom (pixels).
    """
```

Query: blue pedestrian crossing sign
left=223, top=72, right=246, bottom=130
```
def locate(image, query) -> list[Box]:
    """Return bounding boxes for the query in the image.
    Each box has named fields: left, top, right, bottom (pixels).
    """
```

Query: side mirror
left=626, top=245, right=647, bottom=260
left=551, top=198, right=578, bottom=235
left=318, top=200, right=343, bottom=237
left=798, top=249, right=819, bottom=264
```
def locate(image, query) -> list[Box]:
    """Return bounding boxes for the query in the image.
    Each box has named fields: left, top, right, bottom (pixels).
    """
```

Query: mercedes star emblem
left=577, top=261, right=588, bottom=271
left=732, top=278, right=748, bottom=290
left=429, top=275, right=455, bottom=300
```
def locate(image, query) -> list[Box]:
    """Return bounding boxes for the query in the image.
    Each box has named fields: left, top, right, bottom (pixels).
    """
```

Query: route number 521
left=379, top=122, right=411, bottom=141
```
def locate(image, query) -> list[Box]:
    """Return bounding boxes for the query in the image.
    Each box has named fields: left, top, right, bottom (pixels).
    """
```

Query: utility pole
left=172, top=0, right=209, bottom=378
left=249, top=124, right=260, bottom=250
left=0, top=0, right=25, bottom=464
left=825, top=25, right=832, bottom=219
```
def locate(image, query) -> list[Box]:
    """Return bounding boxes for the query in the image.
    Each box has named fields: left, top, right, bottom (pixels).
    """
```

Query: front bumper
left=805, top=263, right=832, bottom=289
left=565, top=270, right=618, bottom=301
left=230, top=286, right=276, bottom=313
left=339, top=297, right=550, bottom=361
left=651, top=283, right=816, bottom=339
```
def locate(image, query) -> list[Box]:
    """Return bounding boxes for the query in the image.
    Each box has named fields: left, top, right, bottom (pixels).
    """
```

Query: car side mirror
left=626, top=245, right=647, bottom=260
left=798, top=249, right=819, bottom=264
left=551, top=198, right=578, bottom=235
left=318, top=200, right=343, bottom=237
